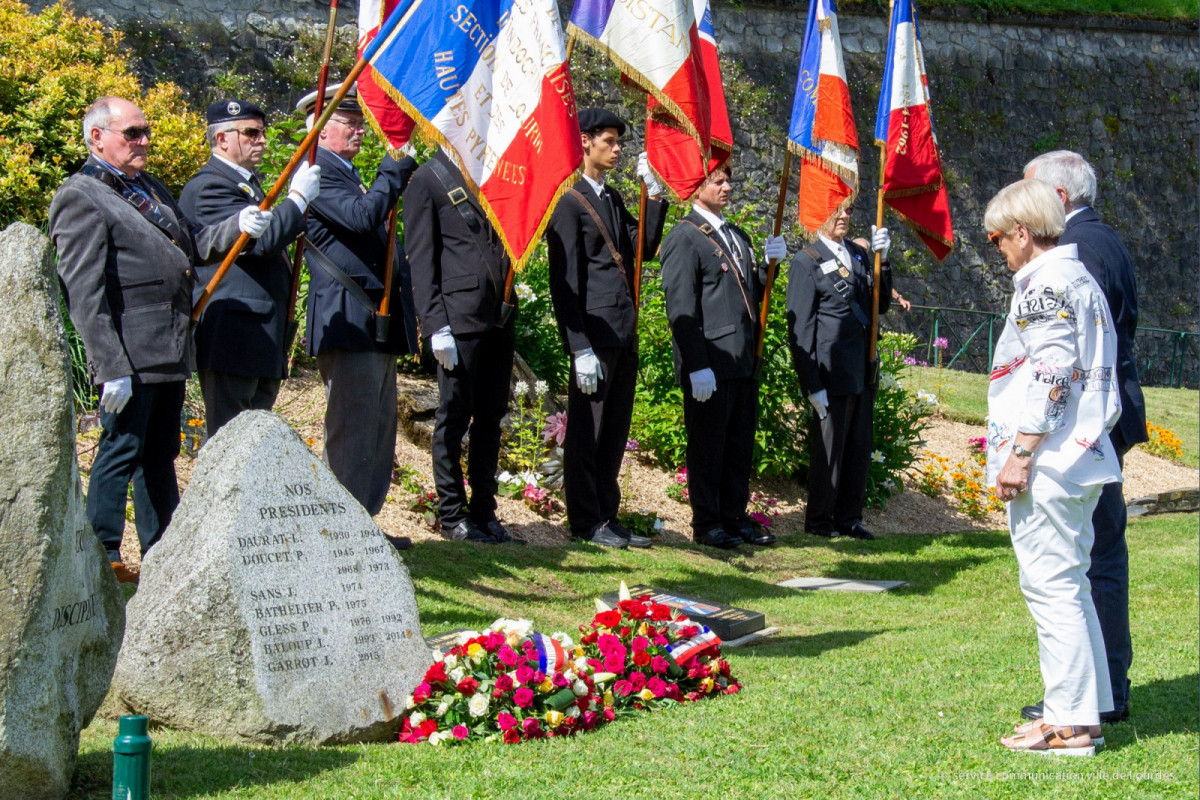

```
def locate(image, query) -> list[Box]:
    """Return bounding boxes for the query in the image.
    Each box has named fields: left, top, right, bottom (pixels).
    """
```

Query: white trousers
left=1008, top=470, right=1114, bottom=726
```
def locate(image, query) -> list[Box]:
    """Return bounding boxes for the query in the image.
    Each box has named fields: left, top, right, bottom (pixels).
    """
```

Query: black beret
left=206, top=99, right=266, bottom=125
left=296, top=84, right=361, bottom=117
left=578, top=108, right=626, bottom=136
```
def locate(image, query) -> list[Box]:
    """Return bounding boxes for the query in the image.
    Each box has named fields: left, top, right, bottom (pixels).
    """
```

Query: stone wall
left=35, top=2, right=1200, bottom=377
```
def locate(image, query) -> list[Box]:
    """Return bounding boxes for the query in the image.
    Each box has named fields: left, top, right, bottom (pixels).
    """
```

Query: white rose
left=468, top=692, right=490, bottom=718
left=566, top=704, right=581, bottom=718
left=572, top=679, right=589, bottom=697
left=428, top=730, right=450, bottom=746
left=444, top=653, right=458, bottom=670
left=574, top=656, right=589, bottom=673
left=436, top=699, right=451, bottom=716
left=551, top=631, right=574, bottom=648
left=449, top=666, right=465, bottom=683
left=409, top=711, right=425, bottom=726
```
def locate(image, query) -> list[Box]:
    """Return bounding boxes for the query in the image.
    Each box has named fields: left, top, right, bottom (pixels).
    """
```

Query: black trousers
left=316, top=350, right=398, bottom=517
left=432, top=326, right=515, bottom=527
left=199, top=369, right=281, bottom=438
left=1088, top=445, right=1131, bottom=709
left=563, top=345, right=637, bottom=535
left=805, top=381, right=877, bottom=533
left=87, top=380, right=185, bottom=562
left=682, top=376, right=757, bottom=535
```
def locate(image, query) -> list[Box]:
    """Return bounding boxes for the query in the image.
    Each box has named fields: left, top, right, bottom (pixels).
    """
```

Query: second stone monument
left=112, top=411, right=431, bottom=744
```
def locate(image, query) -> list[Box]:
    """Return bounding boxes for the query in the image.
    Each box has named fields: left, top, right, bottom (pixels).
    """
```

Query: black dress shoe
left=609, top=520, right=652, bottom=548
left=837, top=522, right=876, bottom=540
left=695, top=528, right=741, bottom=550
left=587, top=523, right=629, bottom=548
left=730, top=521, right=776, bottom=546
left=479, top=518, right=526, bottom=545
left=805, top=527, right=836, bottom=538
left=387, top=535, right=413, bottom=551
left=442, top=520, right=495, bottom=543
left=1021, top=699, right=1130, bottom=724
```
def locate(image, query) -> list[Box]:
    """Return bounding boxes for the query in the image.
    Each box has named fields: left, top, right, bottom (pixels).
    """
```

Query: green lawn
left=903, top=366, right=1200, bottom=469
left=74, top=514, right=1198, bottom=798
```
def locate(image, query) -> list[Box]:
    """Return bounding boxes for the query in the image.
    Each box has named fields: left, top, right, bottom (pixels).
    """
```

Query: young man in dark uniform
left=300, top=87, right=421, bottom=520
left=404, top=148, right=522, bottom=544
left=181, top=99, right=322, bottom=436
left=545, top=108, right=668, bottom=549
left=786, top=204, right=891, bottom=540
left=660, top=166, right=787, bottom=549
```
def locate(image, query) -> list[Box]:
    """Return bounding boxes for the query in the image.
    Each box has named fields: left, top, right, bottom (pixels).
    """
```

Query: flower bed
left=399, top=586, right=740, bottom=745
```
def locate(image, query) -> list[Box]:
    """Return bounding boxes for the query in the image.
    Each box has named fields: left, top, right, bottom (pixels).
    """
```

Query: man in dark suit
left=50, top=96, right=270, bottom=582
left=299, top=87, right=420, bottom=519
left=181, top=99, right=322, bottom=436
left=786, top=203, right=891, bottom=540
left=661, top=166, right=787, bottom=549
left=404, top=148, right=521, bottom=544
left=1023, top=150, right=1147, bottom=723
left=545, top=108, right=667, bottom=549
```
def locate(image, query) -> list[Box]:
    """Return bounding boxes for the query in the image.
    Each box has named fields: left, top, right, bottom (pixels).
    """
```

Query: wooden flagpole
left=869, top=145, right=886, bottom=362
left=754, top=149, right=792, bottom=360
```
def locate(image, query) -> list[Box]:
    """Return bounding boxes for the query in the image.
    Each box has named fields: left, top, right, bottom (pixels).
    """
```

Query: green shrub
left=0, top=0, right=207, bottom=227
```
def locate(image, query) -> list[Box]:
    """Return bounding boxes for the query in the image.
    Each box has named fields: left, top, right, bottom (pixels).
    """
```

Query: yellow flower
left=603, top=690, right=614, bottom=708
left=466, top=643, right=484, bottom=659
left=700, top=677, right=715, bottom=694
left=545, top=710, right=564, bottom=727
left=538, top=677, right=554, bottom=693
left=638, top=688, right=655, bottom=702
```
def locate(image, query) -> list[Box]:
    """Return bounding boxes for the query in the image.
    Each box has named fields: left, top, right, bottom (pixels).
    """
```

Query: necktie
left=721, top=226, right=743, bottom=277
left=603, top=188, right=619, bottom=235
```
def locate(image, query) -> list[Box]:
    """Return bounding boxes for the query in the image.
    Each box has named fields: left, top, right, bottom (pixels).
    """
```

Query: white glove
left=100, top=376, right=132, bottom=415
left=808, top=389, right=829, bottom=421
left=689, top=368, right=716, bottom=403
left=870, top=225, right=891, bottom=260
left=764, top=234, right=787, bottom=262
left=431, top=326, right=458, bottom=371
left=574, top=348, right=604, bottom=395
left=287, top=162, right=322, bottom=212
left=238, top=206, right=273, bottom=238
left=636, top=152, right=664, bottom=197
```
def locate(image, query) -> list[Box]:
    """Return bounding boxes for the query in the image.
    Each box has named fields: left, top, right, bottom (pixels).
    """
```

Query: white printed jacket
left=986, top=244, right=1122, bottom=487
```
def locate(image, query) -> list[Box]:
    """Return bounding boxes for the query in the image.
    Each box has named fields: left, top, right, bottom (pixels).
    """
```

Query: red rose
left=632, top=650, right=651, bottom=667
left=456, top=677, right=479, bottom=696
left=649, top=604, right=672, bottom=621
left=494, top=673, right=514, bottom=692
left=619, top=626, right=632, bottom=638
left=521, top=717, right=542, bottom=738
left=415, top=719, right=438, bottom=741
left=424, top=661, right=449, bottom=685
left=665, top=683, right=681, bottom=701
left=618, top=599, right=649, bottom=619
left=678, top=625, right=699, bottom=638
left=724, top=683, right=741, bottom=695
left=502, top=729, right=521, bottom=744
left=603, top=708, right=615, bottom=722
left=593, top=610, right=622, bottom=629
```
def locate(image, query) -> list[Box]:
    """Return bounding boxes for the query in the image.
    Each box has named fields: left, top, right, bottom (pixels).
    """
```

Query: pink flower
left=514, top=665, right=535, bottom=684
left=483, top=631, right=506, bottom=650
left=749, top=511, right=771, bottom=527
left=647, top=677, right=667, bottom=698
left=596, top=633, right=623, bottom=654
left=583, top=711, right=600, bottom=730
left=652, top=634, right=668, bottom=646
left=933, top=336, right=949, bottom=350
left=651, top=656, right=670, bottom=674
left=494, top=673, right=514, bottom=692
left=497, top=645, right=520, bottom=667
left=552, top=672, right=570, bottom=687
left=630, top=636, right=650, bottom=652
left=603, top=653, right=625, bottom=673
left=412, top=682, right=431, bottom=703
left=603, top=708, right=615, bottom=722
left=497, top=712, right=517, bottom=731
left=532, top=670, right=546, bottom=685
left=628, top=672, right=647, bottom=692
left=521, top=717, right=543, bottom=738
left=543, top=411, right=567, bottom=446
left=452, top=724, right=469, bottom=740
left=613, top=680, right=633, bottom=697
left=513, top=687, right=534, bottom=708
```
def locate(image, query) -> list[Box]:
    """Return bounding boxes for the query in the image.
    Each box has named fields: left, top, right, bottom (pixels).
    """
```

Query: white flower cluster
left=870, top=450, right=886, bottom=463
left=489, top=617, right=534, bottom=645
left=515, top=282, right=536, bottom=302
left=514, top=380, right=529, bottom=396
left=879, top=372, right=901, bottom=392
left=916, top=390, right=939, bottom=407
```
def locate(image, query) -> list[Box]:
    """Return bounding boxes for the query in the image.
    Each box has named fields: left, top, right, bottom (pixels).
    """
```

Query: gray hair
left=984, top=178, right=1065, bottom=245
left=81, top=97, right=120, bottom=152
left=206, top=120, right=243, bottom=149
left=1024, top=150, right=1097, bottom=208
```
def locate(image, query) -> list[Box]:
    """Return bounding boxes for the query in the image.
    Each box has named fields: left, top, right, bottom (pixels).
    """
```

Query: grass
left=74, top=514, right=1197, bottom=798
left=839, top=0, right=1198, bottom=20
left=903, top=365, right=1200, bottom=469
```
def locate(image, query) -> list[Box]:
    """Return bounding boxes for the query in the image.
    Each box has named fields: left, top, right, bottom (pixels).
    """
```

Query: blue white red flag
left=644, top=0, right=731, bottom=202
left=667, top=626, right=720, bottom=666
left=568, top=0, right=711, bottom=155
left=365, top=0, right=583, bottom=267
left=874, top=0, right=953, bottom=260
left=788, top=0, right=858, bottom=234
left=357, top=0, right=417, bottom=152
left=532, top=632, right=568, bottom=674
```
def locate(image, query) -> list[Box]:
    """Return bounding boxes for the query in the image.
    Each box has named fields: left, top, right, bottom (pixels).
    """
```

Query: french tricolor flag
left=532, top=632, right=568, bottom=673
left=874, top=0, right=953, bottom=260
left=568, top=0, right=711, bottom=155
left=644, top=0, right=732, bottom=202
left=788, top=0, right=858, bottom=234
left=667, top=626, right=721, bottom=666
left=357, top=0, right=417, bottom=153
left=366, top=0, right=583, bottom=267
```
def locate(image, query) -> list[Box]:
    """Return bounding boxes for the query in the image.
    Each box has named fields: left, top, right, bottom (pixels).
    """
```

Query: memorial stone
left=0, top=222, right=125, bottom=800
left=602, top=585, right=766, bottom=641
left=111, top=411, right=431, bottom=744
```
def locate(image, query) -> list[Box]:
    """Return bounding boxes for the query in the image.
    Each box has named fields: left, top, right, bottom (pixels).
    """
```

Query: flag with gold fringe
left=357, top=0, right=417, bottom=153
left=788, top=0, right=858, bottom=235
left=364, top=0, right=583, bottom=268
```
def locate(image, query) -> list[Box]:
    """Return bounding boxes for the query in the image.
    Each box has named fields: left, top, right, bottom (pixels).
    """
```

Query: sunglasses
left=104, top=126, right=152, bottom=142
left=988, top=230, right=1005, bottom=248
left=235, top=127, right=266, bottom=141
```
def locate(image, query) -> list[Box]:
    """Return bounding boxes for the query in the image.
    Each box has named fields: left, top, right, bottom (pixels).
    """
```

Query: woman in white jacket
left=984, top=179, right=1122, bottom=756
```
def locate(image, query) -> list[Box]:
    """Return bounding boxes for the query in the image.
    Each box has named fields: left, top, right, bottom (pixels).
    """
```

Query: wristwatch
left=1011, top=443, right=1035, bottom=458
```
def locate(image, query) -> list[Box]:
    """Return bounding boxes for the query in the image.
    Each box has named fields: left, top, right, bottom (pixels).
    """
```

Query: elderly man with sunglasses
left=180, top=99, right=323, bottom=437
left=50, top=96, right=274, bottom=583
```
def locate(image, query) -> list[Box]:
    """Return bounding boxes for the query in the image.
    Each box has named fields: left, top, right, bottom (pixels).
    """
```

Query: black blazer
left=403, top=149, right=516, bottom=337
left=304, top=148, right=419, bottom=356
left=660, top=210, right=766, bottom=382
left=180, top=157, right=305, bottom=379
left=786, top=237, right=892, bottom=397
left=1061, top=208, right=1147, bottom=449
left=545, top=179, right=667, bottom=352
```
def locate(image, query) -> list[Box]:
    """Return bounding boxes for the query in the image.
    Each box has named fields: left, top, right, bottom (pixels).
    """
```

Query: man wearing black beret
left=180, top=99, right=323, bottom=436
left=544, top=108, right=667, bottom=548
